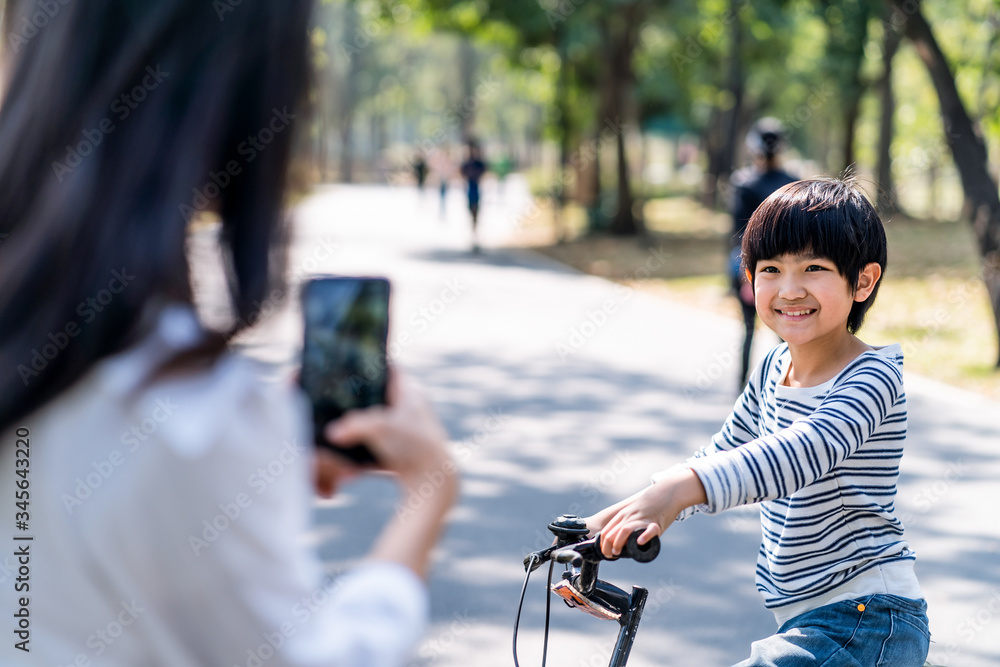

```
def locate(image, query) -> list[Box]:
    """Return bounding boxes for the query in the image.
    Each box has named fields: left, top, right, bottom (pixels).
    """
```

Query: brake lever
left=523, top=546, right=559, bottom=572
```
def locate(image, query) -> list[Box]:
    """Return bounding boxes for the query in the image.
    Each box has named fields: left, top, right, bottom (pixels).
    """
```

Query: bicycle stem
left=515, top=515, right=660, bottom=667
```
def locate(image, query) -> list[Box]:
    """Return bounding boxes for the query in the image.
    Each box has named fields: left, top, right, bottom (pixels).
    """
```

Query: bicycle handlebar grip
left=598, top=530, right=660, bottom=562
left=624, top=531, right=660, bottom=562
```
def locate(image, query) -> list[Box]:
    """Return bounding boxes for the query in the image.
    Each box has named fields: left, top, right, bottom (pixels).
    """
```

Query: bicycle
left=513, top=518, right=948, bottom=667
left=513, top=514, right=661, bottom=667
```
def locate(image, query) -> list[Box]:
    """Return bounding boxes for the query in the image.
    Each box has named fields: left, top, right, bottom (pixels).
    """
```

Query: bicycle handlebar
left=523, top=515, right=660, bottom=572
left=563, top=531, right=660, bottom=564
left=514, top=515, right=661, bottom=667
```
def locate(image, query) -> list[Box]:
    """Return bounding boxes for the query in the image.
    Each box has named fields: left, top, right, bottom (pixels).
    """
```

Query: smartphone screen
left=300, top=276, right=390, bottom=465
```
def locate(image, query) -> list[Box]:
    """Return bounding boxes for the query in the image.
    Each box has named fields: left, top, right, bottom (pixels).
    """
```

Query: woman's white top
left=0, top=306, right=428, bottom=666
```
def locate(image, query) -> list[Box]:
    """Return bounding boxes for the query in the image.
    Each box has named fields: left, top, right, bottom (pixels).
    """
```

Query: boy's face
left=751, top=252, right=878, bottom=346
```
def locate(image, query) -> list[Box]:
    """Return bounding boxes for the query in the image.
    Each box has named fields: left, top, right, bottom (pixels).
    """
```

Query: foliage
left=308, top=0, right=1000, bottom=224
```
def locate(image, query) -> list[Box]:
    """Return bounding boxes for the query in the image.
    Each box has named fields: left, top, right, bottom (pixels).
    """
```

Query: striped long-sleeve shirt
left=671, top=343, right=922, bottom=624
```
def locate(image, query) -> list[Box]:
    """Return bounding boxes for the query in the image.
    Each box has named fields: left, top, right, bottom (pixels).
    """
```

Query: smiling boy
left=587, top=178, right=930, bottom=666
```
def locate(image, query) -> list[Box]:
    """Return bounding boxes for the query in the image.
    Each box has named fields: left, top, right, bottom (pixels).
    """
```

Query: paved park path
left=224, top=178, right=1000, bottom=667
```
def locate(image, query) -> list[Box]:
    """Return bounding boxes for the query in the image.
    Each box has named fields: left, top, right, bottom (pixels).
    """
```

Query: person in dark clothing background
left=413, top=149, right=428, bottom=191
left=460, top=140, right=487, bottom=253
left=729, top=118, right=797, bottom=388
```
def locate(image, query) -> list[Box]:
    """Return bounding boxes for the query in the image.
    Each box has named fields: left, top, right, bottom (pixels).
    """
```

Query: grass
left=515, top=196, right=1000, bottom=401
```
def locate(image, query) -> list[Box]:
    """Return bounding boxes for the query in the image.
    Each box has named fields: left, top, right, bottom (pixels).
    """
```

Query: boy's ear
left=853, top=263, right=882, bottom=302
left=744, top=267, right=753, bottom=284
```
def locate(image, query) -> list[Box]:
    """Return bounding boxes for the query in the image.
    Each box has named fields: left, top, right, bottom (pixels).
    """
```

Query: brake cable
left=512, top=554, right=555, bottom=667
left=514, top=517, right=662, bottom=667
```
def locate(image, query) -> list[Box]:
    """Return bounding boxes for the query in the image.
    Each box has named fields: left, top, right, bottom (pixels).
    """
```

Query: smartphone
left=300, top=276, right=391, bottom=466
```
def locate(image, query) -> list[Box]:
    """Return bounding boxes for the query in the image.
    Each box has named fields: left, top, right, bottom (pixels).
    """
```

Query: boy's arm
left=587, top=350, right=773, bottom=552
left=689, top=356, right=902, bottom=515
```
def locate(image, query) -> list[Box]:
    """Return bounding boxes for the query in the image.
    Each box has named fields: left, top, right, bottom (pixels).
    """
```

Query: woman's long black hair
left=0, top=0, right=314, bottom=432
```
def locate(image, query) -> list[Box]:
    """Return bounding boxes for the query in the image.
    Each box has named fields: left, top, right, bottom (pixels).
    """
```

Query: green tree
left=820, top=0, right=877, bottom=172
left=875, top=6, right=904, bottom=214
left=889, top=0, right=1000, bottom=366
left=412, top=0, right=666, bottom=235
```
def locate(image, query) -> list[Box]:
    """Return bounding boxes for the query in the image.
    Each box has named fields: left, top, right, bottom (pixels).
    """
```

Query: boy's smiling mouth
left=777, top=308, right=817, bottom=318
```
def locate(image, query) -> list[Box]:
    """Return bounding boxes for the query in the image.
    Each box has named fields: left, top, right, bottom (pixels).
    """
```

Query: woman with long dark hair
left=0, top=2, right=456, bottom=665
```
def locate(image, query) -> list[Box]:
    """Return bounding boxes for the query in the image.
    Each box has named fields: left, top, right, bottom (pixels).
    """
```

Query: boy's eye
left=805, top=265, right=828, bottom=272
left=759, top=266, right=779, bottom=274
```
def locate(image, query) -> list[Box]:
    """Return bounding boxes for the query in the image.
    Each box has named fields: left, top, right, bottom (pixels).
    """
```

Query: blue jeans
left=734, top=595, right=930, bottom=666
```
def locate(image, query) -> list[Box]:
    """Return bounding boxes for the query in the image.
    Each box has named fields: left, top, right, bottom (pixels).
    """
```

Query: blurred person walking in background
left=729, top=118, right=797, bottom=388
left=412, top=148, right=428, bottom=192
left=0, top=2, right=456, bottom=666
left=459, top=140, right=487, bottom=253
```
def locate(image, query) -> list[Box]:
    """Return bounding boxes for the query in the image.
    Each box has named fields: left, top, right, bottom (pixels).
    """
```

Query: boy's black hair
left=741, top=178, right=887, bottom=334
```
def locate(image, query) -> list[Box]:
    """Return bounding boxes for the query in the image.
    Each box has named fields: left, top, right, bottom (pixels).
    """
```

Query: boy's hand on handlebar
left=582, top=484, right=667, bottom=540
left=599, top=484, right=673, bottom=558
left=598, top=467, right=708, bottom=558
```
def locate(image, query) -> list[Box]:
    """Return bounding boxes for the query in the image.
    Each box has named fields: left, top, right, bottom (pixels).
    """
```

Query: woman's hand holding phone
left=322, top=370, right=452, bottom=484
left=299, top=277, right=456, bottom=577
left=314, top=369, right=457, bottom=504
left=315, top=369, right=458, bottom=578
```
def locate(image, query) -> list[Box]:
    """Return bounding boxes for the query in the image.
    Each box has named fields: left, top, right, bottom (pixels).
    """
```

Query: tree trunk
left=554, top=31, right=571, bottom=241
left=613, top=123, right=636, bottom=234
left=717, top=0, right=745, bottom=189
left=841, top=94, right=862, bottom=173
left=586, top=122, right=604, bottom=232
left=606, top=6, right=643, bottom=236
left=838, top=2, right=872, bottom=174
left=584, top=18, right=611, bottom=235
left=701, top=107, right=724, bottom=210
left=876, top=12, right=903, bottom=215
left=893, top=0, right=1000, bottom=366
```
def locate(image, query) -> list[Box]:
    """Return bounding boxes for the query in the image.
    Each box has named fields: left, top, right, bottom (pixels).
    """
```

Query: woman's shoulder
left=129, top=354, right=308, bottom=461
left=84, top=305, right=309, bottom=461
